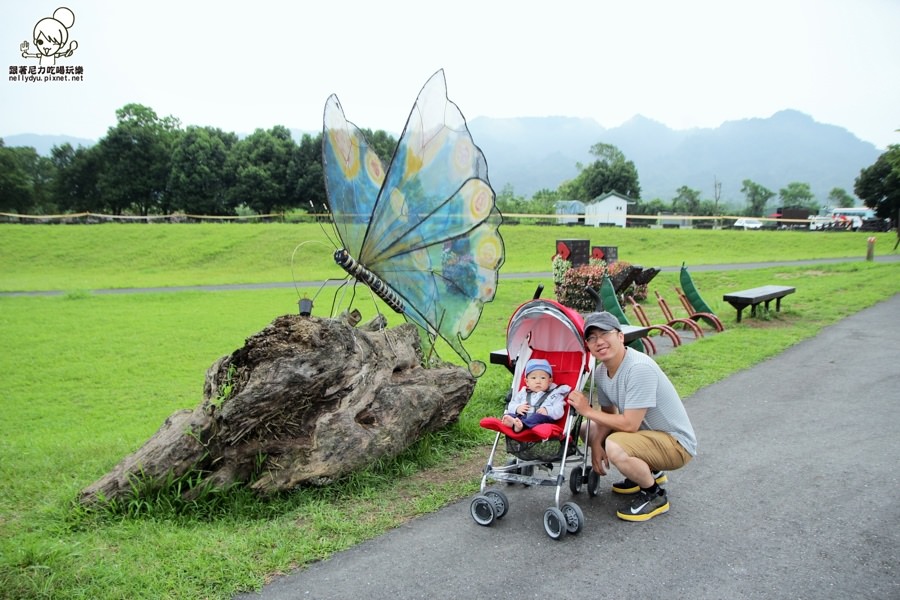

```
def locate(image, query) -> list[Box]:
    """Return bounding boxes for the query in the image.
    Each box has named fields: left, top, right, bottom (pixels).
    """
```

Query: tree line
left=0, top=103, right=396, bottom=218
left=1, top=102, right=897, bottom=225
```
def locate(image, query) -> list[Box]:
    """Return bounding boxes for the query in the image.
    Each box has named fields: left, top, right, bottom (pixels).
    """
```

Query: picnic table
left=722, top=285, right=796, bottom=322
left=489, top=325, right=651, bottom=372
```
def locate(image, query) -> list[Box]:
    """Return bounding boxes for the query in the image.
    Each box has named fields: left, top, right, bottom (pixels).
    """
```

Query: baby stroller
left=471, top=296, right=601, bottom=540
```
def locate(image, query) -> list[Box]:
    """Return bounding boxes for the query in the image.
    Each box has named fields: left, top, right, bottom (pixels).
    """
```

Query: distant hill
left=2, top=133, right=94, bottom=155
left=5, top=110, right=880, bottom=206
left=468, top=110, right=881, bottom=205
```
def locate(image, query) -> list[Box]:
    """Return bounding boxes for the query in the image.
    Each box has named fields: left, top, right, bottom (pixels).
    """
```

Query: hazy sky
left=3, top=1, right=899, bottom=149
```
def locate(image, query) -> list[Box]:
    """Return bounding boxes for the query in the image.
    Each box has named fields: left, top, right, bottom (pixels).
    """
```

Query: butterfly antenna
left=312, top=201, right=340, bottom=249
left=290, top=240, right=333, bottom=299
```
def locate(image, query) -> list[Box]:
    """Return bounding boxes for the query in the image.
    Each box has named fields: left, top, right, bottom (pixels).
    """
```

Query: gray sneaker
left=616, top=488, right=669, bottom=522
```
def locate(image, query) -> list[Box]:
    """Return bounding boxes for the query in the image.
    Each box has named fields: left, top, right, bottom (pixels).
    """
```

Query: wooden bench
left=723, top=285, right=796, bottom=322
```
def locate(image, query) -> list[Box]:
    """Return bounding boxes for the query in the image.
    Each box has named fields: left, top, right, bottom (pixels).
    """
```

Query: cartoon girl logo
left=20, top=7, right=78, bottom=66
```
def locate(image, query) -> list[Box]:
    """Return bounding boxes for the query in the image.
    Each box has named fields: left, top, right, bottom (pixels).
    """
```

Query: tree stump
left=79, top=314, right=476, bottom=505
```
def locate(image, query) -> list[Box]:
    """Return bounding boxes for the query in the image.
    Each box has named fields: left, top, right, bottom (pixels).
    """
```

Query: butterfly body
left=334, top=248, right=405, bottom=314
left=322, top=70, right=504, bottom=377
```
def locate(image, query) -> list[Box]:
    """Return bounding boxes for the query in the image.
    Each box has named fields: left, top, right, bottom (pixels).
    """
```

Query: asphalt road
left=235, top=293, right=900, bottom=600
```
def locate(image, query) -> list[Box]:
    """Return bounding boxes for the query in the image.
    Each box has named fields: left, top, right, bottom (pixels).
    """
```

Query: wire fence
left=0, top=212, right=289, bottom=224
left=0, top=211, right=851, bottom=230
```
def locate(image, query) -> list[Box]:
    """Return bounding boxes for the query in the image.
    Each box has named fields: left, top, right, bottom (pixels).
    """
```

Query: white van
left=734, top=218, right=763, bottom=230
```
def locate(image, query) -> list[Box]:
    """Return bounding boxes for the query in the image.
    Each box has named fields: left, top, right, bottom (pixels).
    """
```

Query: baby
left=500, top=358, right=571, bottom=433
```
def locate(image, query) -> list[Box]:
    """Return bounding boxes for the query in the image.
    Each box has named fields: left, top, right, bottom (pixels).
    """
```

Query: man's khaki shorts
left=606, top=430, right=693, bottom=471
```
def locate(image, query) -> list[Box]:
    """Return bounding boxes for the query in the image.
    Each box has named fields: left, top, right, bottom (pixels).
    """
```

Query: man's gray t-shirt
left=593, top=348, right=697, bottom=456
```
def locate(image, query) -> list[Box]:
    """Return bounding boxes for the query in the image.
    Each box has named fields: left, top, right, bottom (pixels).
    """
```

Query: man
left=567, top=311, right=697, bottom=522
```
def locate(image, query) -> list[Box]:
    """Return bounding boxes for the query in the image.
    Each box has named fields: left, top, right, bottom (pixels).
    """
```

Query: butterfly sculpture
left=322, top=69, right=504, bottom=377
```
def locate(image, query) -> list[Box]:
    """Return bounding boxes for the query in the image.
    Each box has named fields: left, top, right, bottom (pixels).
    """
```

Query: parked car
left=734, top=218, right=763, bottom=230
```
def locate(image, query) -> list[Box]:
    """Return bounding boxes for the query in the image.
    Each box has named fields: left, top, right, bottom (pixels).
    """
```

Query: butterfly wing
left=322, top=94, right=385, bottom=259
left=323, top=70, right=504, bottom=376
left=374, top=205, right=504, bottom=377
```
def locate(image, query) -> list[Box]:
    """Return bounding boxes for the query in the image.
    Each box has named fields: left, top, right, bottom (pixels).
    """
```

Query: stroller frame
left=471, top=298, right=602, bottom=540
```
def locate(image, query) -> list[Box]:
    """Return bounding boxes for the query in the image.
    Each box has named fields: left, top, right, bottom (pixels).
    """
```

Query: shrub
left=551, top=254, right=571, bottom=288
left=553, top=259, right=649, bottom=312
left=556, top=263, right=608, bottom=312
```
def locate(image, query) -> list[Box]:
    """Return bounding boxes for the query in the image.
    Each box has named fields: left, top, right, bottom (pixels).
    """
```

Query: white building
left=584, top=191, right=633, bottom=228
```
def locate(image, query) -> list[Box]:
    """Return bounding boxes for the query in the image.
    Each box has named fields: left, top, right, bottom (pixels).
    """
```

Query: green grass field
left=1, top=223, right=898, bottom=599
left=0, top=222, right=889, bottom=291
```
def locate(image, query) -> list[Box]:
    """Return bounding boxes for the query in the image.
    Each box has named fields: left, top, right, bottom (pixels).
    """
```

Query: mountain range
left=466, top=110, right=881, bottom=205
left=3, top=109, right=881, bottom=206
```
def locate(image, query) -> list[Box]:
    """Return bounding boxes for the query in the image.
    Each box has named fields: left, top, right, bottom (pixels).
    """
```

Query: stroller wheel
left=470, top=495, right=496, bottom=526
left=568, top=466, right=584, bottom=494
left=587, top=468, right=601, bottom=497
left=484, top=489, right=509, bottom=519
left=543, top=507, right=568, bottom=540
left=561, top=501, right=585, bottom=534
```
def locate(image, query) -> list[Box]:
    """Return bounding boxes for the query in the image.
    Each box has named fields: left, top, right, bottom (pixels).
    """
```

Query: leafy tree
left=360, top=128, right=398, bottom=165
left=51, top=143, right=101, bottom=212
left=530, top=188, right=561, bottom=216
left=696, top=199, right=718, bottom=216
left=95, top=103, right=181, bottom=215
left=778, top=181, right=818, bottom=212
left=854, top=145, right=900, bottom=224
left=568, top=143, right=641, bottom=202
left=294, top=132, right=326, bottom=214
left=556, top=177, right=584, bottom=202
left=630, top=197, right=670, bottom=216
left=827, top=187, right=856, bottom=209
left=20, top=148, right=55, bottom=213
left=672, top=185, right=701, bottom=214
left=227, top=125, right=299, bottom=215
left=0, top=140, right=32, bottom=213
left=168, top=126, right=238, bottom=215
left=494, top=183, right=525, bottom=214
left=2, top=145, right=55, bottom=214
left=50, top=142, right=76, bottom=209
left=0, top=140, right=59, bottom=214
left=740, top=179, right=775, bottom=216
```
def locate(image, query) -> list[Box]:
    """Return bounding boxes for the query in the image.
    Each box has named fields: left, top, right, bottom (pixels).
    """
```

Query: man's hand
left=591, top=444, right=609, bottom=475
left=567, top=390, right=590, bottom=415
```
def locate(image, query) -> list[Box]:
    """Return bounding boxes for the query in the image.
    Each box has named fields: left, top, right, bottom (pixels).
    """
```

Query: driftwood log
left=79, top=313, right=476, bottom=505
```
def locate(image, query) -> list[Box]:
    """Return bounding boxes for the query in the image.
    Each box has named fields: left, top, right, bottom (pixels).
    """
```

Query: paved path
left=236, top=293, right=900, bottom=600
left=2, top=254, right=898, bottom=297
